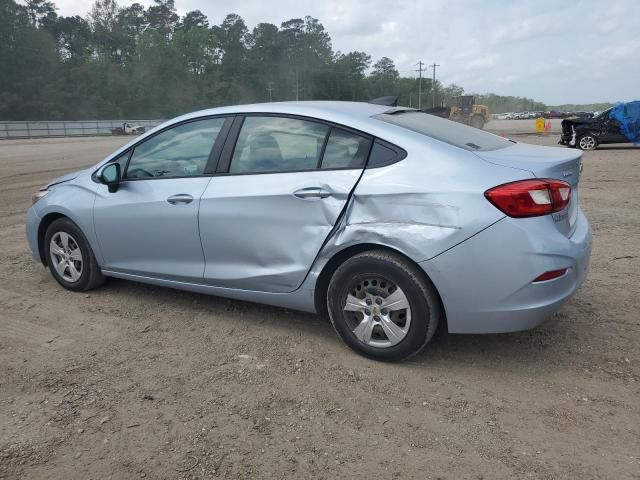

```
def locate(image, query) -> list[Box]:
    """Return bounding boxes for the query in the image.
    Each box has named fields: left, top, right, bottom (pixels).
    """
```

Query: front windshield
left=375, top=111, right=511, bottom=152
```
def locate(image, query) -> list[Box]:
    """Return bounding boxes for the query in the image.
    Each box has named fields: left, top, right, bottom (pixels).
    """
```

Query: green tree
left=368, top=56, right=399, bottom=96
left=181, top=10, right=208, bottom=30
left=24, top=0, right=56, bottom=26
left=145, top=0, right=178, bottom=37
left=0, top=0, right=557, bottom=120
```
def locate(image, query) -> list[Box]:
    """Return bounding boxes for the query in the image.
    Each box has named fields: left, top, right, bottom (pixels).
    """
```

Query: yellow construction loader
left=424, top=96, right=490, bottom=129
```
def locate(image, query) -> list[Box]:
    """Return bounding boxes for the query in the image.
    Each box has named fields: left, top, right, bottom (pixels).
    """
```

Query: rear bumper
left=420, top=210, right=592, bottom=333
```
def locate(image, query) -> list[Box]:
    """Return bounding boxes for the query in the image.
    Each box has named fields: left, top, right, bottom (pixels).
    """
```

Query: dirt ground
left=485, top=118, right=563, bottom=134
left=1, top=135, right=639, bottom=480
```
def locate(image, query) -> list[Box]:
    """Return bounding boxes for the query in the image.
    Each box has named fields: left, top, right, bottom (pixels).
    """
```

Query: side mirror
left=98, top=163, right=121, bottom=193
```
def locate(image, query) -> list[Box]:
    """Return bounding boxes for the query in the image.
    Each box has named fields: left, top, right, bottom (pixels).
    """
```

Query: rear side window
left=229, top=116, right=329, bottom=174
left=367, top=140, right=406, bottom=168
left=125, top=118, right=225, bottom=179
left=375, top=111, right=510, bottom=152
left=321, top=129, right=371, bottom=169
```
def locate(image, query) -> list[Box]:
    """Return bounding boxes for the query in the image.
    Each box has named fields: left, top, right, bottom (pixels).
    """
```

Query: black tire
left=470, top=115, right=485, bottom=129
left=44, top=218, right=105, bottom=292
left=577, top=133, right=598, bottom=151
left=327, top=250, right=441, bottom=362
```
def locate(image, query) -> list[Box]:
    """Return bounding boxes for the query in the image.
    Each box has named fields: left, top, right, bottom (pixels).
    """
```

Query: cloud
left=52, top=0, right=640, bottom=104
left=464, top=55, right=497, bottom=71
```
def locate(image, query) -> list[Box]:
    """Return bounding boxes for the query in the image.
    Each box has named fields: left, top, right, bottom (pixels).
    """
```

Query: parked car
left=495, top=112, right=512, bottom=120
left=26, top=102, right=591, bottom=361
left=110, top=122, right=146, bottom=135
left=559, top=105, right=633, bottom=150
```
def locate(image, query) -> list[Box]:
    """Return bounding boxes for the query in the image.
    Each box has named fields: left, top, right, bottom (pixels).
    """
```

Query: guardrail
left=0, top=120, right=164, bottom=139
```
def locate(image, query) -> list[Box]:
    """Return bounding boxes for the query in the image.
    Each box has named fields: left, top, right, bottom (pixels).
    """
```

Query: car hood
left=45, top=170, right=83, bottom=189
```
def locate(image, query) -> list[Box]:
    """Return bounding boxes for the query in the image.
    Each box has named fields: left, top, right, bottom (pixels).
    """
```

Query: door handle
left=293, top=187, right=332, bottom=199
left=166, top=194, right=194, bottom=205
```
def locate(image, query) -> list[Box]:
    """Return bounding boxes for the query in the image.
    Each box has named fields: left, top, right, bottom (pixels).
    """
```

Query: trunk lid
left=474, top=142, right=583, bottom=237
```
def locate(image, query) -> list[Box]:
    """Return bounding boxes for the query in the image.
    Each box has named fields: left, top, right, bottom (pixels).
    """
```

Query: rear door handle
left=293, top=187, right=332, bottom=199
left=167, top=194, right=194, bottom=205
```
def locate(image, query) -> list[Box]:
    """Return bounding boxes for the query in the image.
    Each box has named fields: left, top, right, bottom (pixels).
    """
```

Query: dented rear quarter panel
left=330, top=130, right=534, bottom=264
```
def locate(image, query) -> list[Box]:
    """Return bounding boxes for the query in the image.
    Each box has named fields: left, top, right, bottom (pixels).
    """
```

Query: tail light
left=484, top=179, right=571, bottom=218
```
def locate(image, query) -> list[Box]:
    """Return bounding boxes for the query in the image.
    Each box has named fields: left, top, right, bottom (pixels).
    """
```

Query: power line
left=429, top=63, right=440, bottom=108
left=416, top=61, right=424, bottom=110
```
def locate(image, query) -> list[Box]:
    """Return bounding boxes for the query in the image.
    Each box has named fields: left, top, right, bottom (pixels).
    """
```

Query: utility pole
left=266, top=82, right=274, bottom=102
left=293, top=68, right=301, bottom=101
left=429, top=63, right=440, bottom=107
left=416, top=61, right=424, bottom=110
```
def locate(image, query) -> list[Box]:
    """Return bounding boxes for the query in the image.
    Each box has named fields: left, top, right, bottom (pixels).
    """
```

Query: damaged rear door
left=199, top=115, right=371, bottom=293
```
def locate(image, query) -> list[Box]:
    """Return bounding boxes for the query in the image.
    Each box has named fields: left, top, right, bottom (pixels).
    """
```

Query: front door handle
left=293, top=187, right=332, bottom=199
left=167, top=194, right=194, bottom=205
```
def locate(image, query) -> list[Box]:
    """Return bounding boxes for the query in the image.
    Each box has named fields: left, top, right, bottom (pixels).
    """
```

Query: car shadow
left=98, top=278, right=578, bottom=369
left=594, top=145, right=639, bottom=150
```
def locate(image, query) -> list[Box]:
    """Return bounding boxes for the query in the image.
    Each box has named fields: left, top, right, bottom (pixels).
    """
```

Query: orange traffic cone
left=543, top=120, right=551, bottom=135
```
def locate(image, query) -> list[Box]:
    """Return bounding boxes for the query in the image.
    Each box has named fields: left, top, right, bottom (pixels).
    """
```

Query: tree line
left=2, top=0, right=548, bottom=120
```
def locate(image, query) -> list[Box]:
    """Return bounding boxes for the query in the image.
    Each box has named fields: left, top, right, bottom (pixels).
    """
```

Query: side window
left=125, top=118, right=225, bottom=179
left=229, top=116, right=329, bottom=174
left=367, top=140, right=407, bottom=168
left=321, top=128, right=370, bottom=169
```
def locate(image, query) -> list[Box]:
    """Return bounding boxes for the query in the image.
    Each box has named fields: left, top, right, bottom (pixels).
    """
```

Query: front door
left=199, top=115, right=372, bottom=293
left=94, top=117, right=228, bottom=281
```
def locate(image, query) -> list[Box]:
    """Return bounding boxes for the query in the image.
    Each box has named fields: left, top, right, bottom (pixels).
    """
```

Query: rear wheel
left=577, top=134, right=598, bottom=150
left=44, top=218, right=105, bottom=292
left=327, top=250, right=440, bottom=362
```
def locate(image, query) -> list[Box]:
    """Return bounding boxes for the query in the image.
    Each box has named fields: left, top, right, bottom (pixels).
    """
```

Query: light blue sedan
left=26, top=102, right=591, bottom=361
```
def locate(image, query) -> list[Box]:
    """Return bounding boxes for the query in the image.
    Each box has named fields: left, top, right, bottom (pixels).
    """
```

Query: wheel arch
left=37, top=212, right=69, bottom=266
left=313, top=243, right=446, bottom=326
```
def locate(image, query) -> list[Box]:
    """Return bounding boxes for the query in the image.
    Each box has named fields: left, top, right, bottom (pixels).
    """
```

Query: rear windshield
left=374, top=111, right=511, bottom=152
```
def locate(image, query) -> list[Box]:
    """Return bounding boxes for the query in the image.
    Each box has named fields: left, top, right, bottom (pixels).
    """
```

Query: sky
left=52, top=0, right=640, bottom=105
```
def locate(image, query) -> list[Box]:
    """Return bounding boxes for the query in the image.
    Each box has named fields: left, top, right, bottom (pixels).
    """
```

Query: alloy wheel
left=579, top=136, right=596, bottom=150
left=343, top=276, right=411, bottom=348
left=49, top=232, right=83, bottom=282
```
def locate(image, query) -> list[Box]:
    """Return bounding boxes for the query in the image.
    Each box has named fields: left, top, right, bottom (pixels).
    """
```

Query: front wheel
left=470, top=114, right=485, bottom=129
left=577, top=134, right=598, bottom=150
left=327, top=250, right=441, bottom=362
left=44, top=218, right=105, bottom=292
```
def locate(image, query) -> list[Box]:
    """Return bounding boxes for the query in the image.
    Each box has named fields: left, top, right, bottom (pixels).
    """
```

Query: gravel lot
left=1, top=135, right=639, bottom=479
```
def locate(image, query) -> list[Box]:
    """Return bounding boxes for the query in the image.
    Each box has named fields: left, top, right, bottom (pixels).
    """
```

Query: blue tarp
left=610, top=101, right=640, bottom=144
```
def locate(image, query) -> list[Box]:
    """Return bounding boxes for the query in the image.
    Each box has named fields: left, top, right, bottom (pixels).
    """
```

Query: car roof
left=159, top=101, right=419, bottom=144
left=101, top=101, right=485, bottom=167
left=184, top=101, right=398, bottom=119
